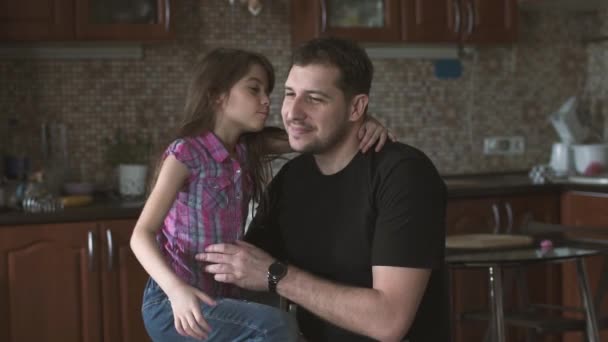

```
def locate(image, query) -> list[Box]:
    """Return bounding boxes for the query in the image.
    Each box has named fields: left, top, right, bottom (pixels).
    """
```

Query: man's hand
left=195, top=240, right=274, bottom=291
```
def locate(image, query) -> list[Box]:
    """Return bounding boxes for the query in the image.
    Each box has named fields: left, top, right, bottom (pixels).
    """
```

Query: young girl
left=130, top=48, right=391, bottom=342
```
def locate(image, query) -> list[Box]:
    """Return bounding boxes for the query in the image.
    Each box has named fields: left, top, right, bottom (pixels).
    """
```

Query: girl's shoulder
left=165, top=136, right=210, bottom=170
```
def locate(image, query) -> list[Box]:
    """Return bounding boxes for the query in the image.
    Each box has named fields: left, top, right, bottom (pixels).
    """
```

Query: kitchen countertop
left=2, top=172, right=608, bottom=226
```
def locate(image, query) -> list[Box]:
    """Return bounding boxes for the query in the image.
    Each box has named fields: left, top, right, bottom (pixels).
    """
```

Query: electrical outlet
left=483, top=136, right=525, bottom=155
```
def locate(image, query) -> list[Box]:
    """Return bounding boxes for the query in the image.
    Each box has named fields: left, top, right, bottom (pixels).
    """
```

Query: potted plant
left=104, top=128, right=152, bottom=198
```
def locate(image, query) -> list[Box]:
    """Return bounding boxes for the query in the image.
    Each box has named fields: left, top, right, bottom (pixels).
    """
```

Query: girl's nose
left=261, top=93, right=270, bottom=106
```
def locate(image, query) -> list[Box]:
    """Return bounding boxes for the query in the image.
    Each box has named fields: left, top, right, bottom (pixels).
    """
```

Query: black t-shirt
left=246, top=141, right=450, bottom=342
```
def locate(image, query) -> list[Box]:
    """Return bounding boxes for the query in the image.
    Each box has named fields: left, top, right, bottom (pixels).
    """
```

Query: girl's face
left=217, top=64, right=271, bottom=135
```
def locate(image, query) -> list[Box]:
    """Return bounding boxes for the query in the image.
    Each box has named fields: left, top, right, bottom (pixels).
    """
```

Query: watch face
left=269, top=261, right=287, bottom=278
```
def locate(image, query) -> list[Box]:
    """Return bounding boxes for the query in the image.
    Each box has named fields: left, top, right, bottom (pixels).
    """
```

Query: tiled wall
left=586, top=10, right=608, bottom=140
left=0, top=1, right=602, bottom=189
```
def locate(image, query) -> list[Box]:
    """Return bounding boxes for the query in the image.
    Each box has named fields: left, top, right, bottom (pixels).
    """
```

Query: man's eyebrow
left=284, top=86, right=331, bottom=99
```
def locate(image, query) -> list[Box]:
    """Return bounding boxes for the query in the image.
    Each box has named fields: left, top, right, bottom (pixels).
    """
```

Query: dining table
left=446, top=238, right=607, bottom=342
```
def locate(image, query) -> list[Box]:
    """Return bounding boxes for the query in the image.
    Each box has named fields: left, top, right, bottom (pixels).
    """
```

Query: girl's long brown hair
left=151, top=48, right=279, bottom=205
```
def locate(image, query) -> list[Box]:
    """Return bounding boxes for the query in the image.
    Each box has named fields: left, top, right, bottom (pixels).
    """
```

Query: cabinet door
left=447, top=197, right=500, bottom=342
left=503, top=194, right=561, bottom=342
left=561, top=192, right=608, bottom=342
left=447, top=194, right=561, bottom=342
left=0, top=222, right=101, bottom=342
left=291, top=0, right=401, bottom=47
left=401, top=0, right=460, bottom=43
left=462, top=0, right=517, bottom=44
left=75, top=0, right=173, bottom=41
left=99, top=219, right=150, bottom=342
left=0, top=0, right=74, bottom=41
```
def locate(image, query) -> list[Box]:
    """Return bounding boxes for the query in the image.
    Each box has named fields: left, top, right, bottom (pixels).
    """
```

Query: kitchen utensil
left=572, top=143, right=608, bottom=176
left=548, top=142, right=571, bottom=175
left=549, top=97, right=588, bottom=144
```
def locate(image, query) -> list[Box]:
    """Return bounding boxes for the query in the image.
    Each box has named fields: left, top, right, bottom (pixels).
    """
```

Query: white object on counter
left=549, top=97, right=588, bottom=144
left=572, top=144, right=608, bottom=176
left=549, top=142, right=572, bottom=175
left=118, top=164, right=148, bottom=198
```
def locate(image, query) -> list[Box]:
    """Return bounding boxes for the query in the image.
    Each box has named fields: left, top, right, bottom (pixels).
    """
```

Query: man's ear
left=348, top=94, right=369, bottom=122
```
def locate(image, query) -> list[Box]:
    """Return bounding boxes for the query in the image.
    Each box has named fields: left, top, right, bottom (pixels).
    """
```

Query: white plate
left=568, top=175, right=608, bottom=185
left=446, top=234, right=533, bottom=249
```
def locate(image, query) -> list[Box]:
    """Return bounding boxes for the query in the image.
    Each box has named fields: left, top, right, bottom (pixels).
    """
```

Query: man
left=197, top=37, right=449, bottom=342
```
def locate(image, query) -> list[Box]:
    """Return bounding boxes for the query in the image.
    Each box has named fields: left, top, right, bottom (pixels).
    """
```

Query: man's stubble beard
left=290, top=120, right=351, bottom=155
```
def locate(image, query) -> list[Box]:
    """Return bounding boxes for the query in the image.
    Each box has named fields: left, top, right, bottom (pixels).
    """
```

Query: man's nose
left=286, top=96, right=306, bottom=120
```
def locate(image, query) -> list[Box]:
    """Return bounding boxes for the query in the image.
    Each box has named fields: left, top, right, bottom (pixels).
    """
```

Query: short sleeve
left=164, top=139, right=201, bottom=183
left=372, top=156, right=446, bottom=269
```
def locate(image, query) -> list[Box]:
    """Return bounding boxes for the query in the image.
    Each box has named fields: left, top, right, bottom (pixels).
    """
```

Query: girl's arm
left=130, top=155, right=215, bottom=340
left=261, top=114, right=395, bottom=155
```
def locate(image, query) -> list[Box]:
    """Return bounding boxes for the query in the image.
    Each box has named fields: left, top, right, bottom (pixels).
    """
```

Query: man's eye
left=308, top=96, right=322, bottom=103
left=284, top=92, right=294, bottom=97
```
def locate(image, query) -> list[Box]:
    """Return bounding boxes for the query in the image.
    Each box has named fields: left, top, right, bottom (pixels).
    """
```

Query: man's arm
left=279, top=264, right=431, bottom=342
left=197, top=241, right=430, bottom=342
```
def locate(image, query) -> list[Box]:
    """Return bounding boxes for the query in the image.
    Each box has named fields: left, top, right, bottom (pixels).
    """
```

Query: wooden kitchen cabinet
left=99, top=219, right=150, bottom=342
left=448, top=193, right=561, bottom=342
left=560, top=191, right=608, bottom=342
left=0, top=0, right=173, bottom=42
left=76, top=0, right=173, bottom=41
left=291, top=0, right=402, bottom=47
left=0, top=0, right=74, bottom=41
left=291, top=0, right=518, bottom=47
left=0, top=219, right=149, bottom=342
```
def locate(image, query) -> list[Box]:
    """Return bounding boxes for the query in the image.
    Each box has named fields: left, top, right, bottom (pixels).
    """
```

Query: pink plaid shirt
left=157, top=132, right=251, bottom=298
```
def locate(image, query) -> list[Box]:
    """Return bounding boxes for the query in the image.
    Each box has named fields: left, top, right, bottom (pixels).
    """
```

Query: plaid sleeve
left=165, top=139, right=201, bottom=183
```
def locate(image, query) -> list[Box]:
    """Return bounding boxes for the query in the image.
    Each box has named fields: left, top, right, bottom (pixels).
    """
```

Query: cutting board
left=446, top=234, right=534, bottom=249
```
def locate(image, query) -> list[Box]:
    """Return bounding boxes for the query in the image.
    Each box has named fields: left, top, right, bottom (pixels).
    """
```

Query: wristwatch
left=267, top=260, right=288, bottom=293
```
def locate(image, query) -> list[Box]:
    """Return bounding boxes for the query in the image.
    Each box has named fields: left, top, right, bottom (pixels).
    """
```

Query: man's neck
left=313, top=127, right=360, bottom=175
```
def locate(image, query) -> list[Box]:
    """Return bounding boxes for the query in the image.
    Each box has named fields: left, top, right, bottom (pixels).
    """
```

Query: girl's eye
left=249, top=86, right=260, bottom=93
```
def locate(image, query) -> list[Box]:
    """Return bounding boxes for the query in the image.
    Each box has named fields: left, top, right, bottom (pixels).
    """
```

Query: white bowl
left=572, top=144, right=608, bottom=176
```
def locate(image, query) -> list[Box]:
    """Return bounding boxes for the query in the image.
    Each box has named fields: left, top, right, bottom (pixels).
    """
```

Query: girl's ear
left=212, top=92, right=227, bottom=112
left=348, top=94, right=369, bottom=122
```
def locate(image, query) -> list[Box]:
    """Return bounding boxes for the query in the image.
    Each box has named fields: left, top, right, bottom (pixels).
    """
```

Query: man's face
left=281, top=64, right=351, bottom=154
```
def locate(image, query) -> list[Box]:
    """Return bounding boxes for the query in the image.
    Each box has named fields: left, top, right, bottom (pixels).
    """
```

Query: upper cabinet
left=291, top=0, right=518, bottom=47
left=0, top=0, right=174, bottom=42
left=0, top=0, right=74, bottom=41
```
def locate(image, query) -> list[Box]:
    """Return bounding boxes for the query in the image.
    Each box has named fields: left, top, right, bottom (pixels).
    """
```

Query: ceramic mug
left=549, top=142, right=570, bottom=175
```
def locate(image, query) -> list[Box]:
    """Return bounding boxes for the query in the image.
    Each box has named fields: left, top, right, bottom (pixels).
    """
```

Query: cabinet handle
left=88, top=231, right=95, bottom=273
left=106, top=229, right=115, bottom=272
left=504, top=202, right=513, bottom=233
left=165, top=0, right=171, bottom=32
left=466, top=0, right=474, bottom=37
left=319, top=0, right=327, bottom=33
left=491, top=203, right=501, bottom=234
left=453, top=0, right=461, bottom=34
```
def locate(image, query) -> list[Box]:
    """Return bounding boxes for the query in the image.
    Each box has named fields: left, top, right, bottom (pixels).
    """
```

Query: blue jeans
left=142, top=278, right=298, bottom=342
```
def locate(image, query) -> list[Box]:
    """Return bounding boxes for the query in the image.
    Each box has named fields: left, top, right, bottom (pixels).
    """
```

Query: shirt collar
left=200, top=131, right=247, bottom=163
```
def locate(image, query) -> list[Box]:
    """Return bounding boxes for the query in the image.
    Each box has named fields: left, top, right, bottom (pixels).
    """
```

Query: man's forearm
left=277, top=265, right=414, bottom=342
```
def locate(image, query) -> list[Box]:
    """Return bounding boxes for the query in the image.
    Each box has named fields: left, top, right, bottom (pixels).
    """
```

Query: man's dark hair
left=291, top=37, right=373, bottom=100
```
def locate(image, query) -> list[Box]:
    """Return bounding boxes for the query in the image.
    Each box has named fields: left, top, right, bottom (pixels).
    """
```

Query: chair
left=459, top=221, right=608, bottom=341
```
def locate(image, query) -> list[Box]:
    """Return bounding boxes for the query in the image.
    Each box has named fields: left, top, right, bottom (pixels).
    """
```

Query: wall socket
left=483, top=136, right=525, bottom=155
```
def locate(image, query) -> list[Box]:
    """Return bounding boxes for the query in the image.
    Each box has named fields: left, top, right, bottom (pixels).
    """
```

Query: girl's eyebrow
left=245, top=76, right=264, bottom=84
